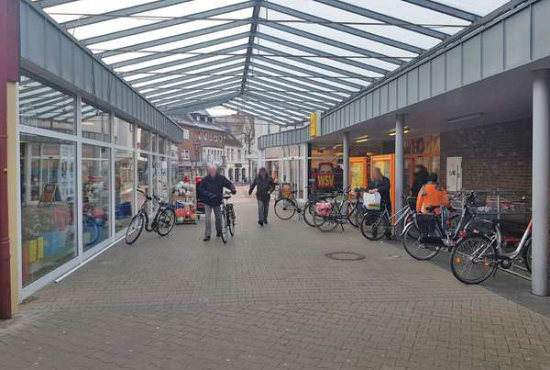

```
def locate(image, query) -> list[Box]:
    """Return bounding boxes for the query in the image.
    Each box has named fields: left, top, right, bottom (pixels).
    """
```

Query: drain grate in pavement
left=325, top=252, right=365, bottom=261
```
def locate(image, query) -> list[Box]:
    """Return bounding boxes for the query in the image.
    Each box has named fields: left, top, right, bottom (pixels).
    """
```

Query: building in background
left=224, top=132, right=246, bottom=183
left=171, top=111, right=226, bottom=178
left=215, top=113, right=256, bottom=180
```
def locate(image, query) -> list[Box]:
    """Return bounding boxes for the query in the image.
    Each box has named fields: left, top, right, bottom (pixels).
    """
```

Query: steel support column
left=395, top=115, right=405, bottom=225
left=531, top=70, right=550, bottom=297
left=343, top=132, right=350, bottom=191
left=0, top=0, right=19, bottom=320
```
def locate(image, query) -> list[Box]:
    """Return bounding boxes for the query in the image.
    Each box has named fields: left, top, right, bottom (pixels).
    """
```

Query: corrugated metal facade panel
left=505, top=10, right=531, bottom=69
left=19, top=2, right=183, bottom=142
left=463, top=35, right=482, bottom=84
left=482, top=23, right=505, bottom=78
left=446, top=47, right=462, bottom=91
left=533, top=0, right=550, bottom=59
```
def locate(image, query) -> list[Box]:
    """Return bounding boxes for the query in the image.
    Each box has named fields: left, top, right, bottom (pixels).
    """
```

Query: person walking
left=411, top=164, right=429, bottom=197
left=198, top=164, right=236, bottom=241
left=416, top=173, right=450, bottom=214
left=367, top=167, right=392, bottom=238
left=249, top=167, right=275, bottom=226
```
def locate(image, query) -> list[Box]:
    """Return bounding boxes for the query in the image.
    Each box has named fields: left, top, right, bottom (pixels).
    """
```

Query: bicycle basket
left=413, top=213, right=439, bottom=234
left=315, top=202, right=333, bottom=217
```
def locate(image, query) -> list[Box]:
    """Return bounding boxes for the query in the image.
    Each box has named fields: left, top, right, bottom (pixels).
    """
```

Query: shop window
left=115, top=150, right=134, bottom=233
left=114, top=117, right=134, bottom=147
left=19, top=75, right=75, bottom=135
left=137, top=153, right=150, bottom=210
left=82, top=101, right=110, bottom=142
left=159, top=137, right=166, bottom=155
left=137, top=127, right=151, bottom=151
left=82, top=145, right=111, bottom=251
left=20, top=133, right=77, bottom=287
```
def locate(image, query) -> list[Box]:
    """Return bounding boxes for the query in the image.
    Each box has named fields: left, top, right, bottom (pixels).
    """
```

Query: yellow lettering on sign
left=317, top=174, right=334, bottom=188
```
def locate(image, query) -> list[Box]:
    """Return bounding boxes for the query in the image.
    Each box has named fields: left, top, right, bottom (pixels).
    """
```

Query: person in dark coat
left=249, top=167, right=275, bottom=226
left=411, top=164, right=429, bottom=197
left=367, top=167, right=392, bottom=238
left=198, top=164, right=236, bottom=241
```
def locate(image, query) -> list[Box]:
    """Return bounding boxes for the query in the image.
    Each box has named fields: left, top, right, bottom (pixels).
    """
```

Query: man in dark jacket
left=249, top=168, right=275, bottom=226
left=367, top=167, right=392, bottom=238
left=198, top=164, right=236, bottom=241
left=411, top=164, right=429, bottom=197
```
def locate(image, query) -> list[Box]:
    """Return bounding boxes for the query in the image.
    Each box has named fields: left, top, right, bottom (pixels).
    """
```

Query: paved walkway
left=2, top=194, right=550, bottom=370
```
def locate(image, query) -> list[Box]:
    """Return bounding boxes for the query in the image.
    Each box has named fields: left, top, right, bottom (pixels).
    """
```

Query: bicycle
left=125, top=189, right=176, bottom=245
left=345, top=189, right=365, bottom=228
left=220, top=190, right=236, bottom=244
left=402, top=191, right=498, bottom=260
left=274, top=186, right=338, bottom=227
left=360, top=196, right=416, bottom=241
left=312, top=188, right=353, bottom=232
left=450, top=219, right=549, bottom=284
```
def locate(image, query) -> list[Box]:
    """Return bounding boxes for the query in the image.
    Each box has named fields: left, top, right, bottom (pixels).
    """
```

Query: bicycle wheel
left=450, top=234, right=497, bottom=284
left=360, top=212, right=387, bottom=241
left=303, top=202, right=317, bottom=228
left=126, top=213, right=145, bottom=245
left=228, top=207, right=235, bottom=236
left=314, top=206, right=338, bottom=232
left=274, top=198, right=297, bottom=220
left=156, top=208, right=176, bottom=236
left=83, top=214, right=100, bottom=247
left=402, top=223, right=440, bottom=260
left=348, top=203, right=362, bottom=228
left=220, top=209, right=228, bottom=244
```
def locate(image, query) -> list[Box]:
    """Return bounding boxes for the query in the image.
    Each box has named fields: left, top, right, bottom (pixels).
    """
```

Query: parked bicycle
left=312, top=187, right=353, bottom=232
left=402, top=191, right=498, bottom=260
left=274, top=186, right=340, bottom=227
left=125, top=189, right=176, bottom=245
left=449, top=219, right=547, bottom=284
left=220, top=190, right=236, bottom=244
left=345, top=189, right=365, bottom=228
left=360, top=196, right=416, bottom=241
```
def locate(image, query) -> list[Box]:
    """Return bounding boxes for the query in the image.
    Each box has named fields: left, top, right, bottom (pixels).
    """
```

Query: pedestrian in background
left=249, top=167, right=275, bottom=226
left=411, top=164, right=429, bottom=196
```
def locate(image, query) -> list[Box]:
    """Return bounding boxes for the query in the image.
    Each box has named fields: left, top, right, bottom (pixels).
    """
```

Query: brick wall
left=440, top=118, right=532, bottom=193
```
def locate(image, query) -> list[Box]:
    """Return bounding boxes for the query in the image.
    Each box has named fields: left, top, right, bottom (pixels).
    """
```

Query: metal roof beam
left=63, top=0, right=194, bottom=29
left=223, top=102, right=293, bottom=126
left=164, top=93, right=242, bottom=114
left=111, top=32, right=250, bottom=69
left=250, top=57, right=360, bottom=92
left=246, top=80, right=334, bottom=108
left=263, top=1, right=424, bottom=54
left=147, top=77, right=244, bottom=102
left=256, top=33, right=388, bottom=76
left=100, top=20, right=250, bottom=59
left=313, top=0, right=448, bottom=40
left=245, top=90, right=331, bottom=111
left=82, top=1, right=256, bottom=45
left=132, top=58, right=246, bottom=88
left=240, top=94, right=311, bottom=114
left=36, top=0, right=77, bottom=8
left=401, top=0, right=479, bottom=22
left=122, top=44, right=248, bottom=78
left=248, top=76, right=345, bottom=102
left=241, top=0, right=264, bottom=94
left=263, top=22, right=404, bottom=66
left=161, top=91, right=242, bottom=112
left=233, top=97, right=308, bottom=121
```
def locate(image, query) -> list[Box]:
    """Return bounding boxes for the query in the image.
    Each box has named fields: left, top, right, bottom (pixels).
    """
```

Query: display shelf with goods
left=173, top=180, right=198, bottom=224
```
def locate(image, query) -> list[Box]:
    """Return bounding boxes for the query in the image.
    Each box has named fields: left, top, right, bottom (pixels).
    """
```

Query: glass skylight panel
left=432, top=0, right=509, bottom=16
left=44, top=0, right=157, bottom=22
left=341, top=0, right=470, bottom=35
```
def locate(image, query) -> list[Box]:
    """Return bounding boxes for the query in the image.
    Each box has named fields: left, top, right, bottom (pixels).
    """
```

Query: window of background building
left=114, top=117, right=134, bottom=147
left=82, top=145, right=111, bottom=251
left=19, top=75, right=75, bottom=135
left=183, top=129, right=190, bottom=140
left=115, top=150, right=134, bottom=233
left=159, top=137, right=166, bottom=155
left=82, top=101, right=110, bottom=142
left=19, top=133, right=77, bottom=286
left=137, top=127, right=151, bottom=151
left=152, top=133, right=158, bottom=152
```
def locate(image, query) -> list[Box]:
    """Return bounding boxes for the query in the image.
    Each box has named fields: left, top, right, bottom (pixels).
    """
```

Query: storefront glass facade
left=17, top=73, right=179, bottom=294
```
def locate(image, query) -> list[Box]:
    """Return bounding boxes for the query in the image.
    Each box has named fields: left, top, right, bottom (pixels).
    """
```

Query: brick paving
left=1, top=192, right=550, bottom=370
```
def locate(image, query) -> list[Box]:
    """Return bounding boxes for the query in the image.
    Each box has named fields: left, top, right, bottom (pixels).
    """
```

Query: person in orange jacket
left=416, top=173, right=451, bottom=214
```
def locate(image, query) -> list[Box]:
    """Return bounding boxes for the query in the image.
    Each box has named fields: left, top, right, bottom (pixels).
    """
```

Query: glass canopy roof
left=33, top=0, right=510, bottom=126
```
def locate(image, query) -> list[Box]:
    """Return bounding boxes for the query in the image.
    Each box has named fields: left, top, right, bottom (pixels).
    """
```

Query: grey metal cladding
left=19, top=1, right=183, bottom=142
